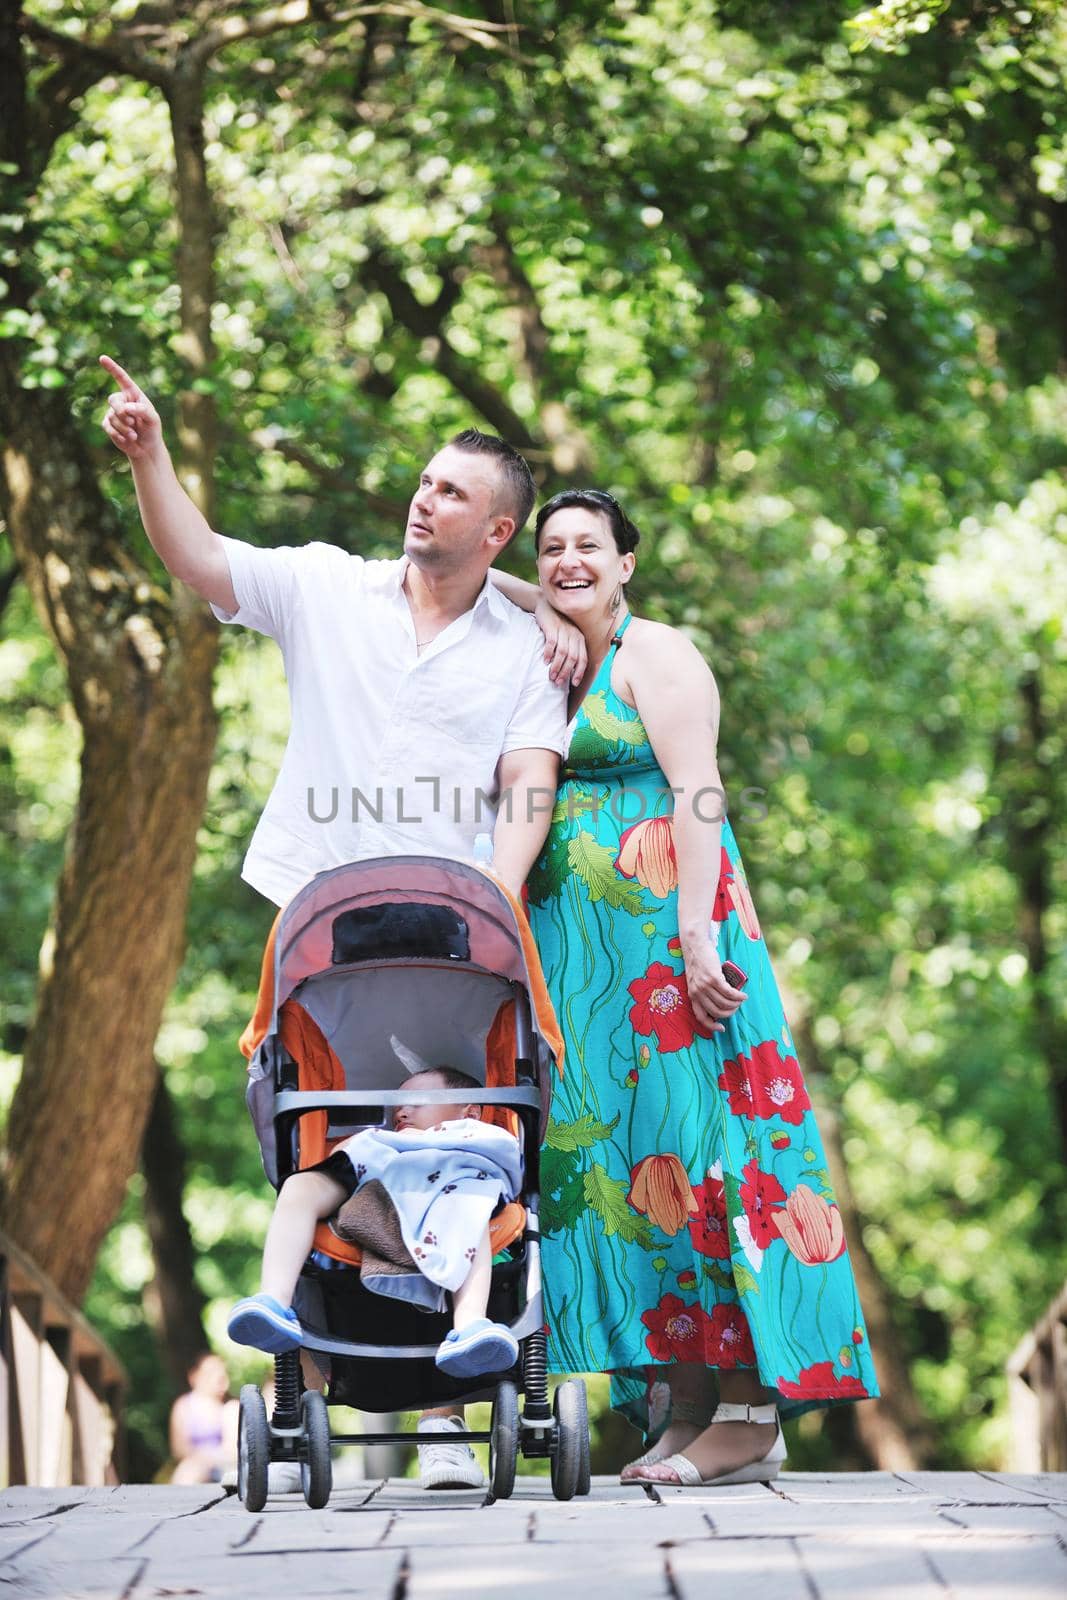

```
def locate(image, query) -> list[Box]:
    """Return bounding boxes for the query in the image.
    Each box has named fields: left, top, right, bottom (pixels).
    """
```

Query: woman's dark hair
left=533, top=489, right=642, bottom=555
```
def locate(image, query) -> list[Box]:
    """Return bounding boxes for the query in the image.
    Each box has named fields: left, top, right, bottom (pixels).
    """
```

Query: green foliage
left=3, top=0, right=1065, bottom=1475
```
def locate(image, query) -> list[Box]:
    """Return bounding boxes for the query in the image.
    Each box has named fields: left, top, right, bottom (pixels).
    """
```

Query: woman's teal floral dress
left=527, top=616, right=878, bottom=1429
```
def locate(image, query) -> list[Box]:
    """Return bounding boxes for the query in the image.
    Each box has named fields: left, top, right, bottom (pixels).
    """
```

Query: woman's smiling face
left=536, top=506, right=635, bottom=617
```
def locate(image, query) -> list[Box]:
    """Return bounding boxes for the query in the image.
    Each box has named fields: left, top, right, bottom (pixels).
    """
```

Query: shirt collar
left=387, top=556, right=511, bottom=624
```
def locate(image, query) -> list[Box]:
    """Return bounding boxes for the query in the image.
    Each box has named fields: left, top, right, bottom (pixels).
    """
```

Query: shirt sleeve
left=500, top=624, right=569, bottom=757
left=210, top=536, right=362, bottom=640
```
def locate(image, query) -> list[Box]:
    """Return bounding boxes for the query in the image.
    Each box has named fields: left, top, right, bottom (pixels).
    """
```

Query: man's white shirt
left=212, top=537, right=567, bottom=906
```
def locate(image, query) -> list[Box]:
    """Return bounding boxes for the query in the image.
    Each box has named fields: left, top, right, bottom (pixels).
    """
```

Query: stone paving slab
left=666, top=1538, right=816, bottom=1600
left=1, top=1475, right=1065, bottom=1597
left=935, top=1502, right=1067, bottom=1534
left=925, top=1535, right=1067, bottom=1598
left=404, top=1542, right=669, bottom=1599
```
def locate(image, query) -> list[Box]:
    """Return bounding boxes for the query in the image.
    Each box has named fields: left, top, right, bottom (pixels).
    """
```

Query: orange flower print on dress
left=710, top=846, right=761, bottom=941
left=616, top=816, right=678, bottom=898
left=771, top=1185, right=847, bottom=1264
left=628, top=1153, right=698, bottom=1236
left=628, top=962, right=713, bottom=1053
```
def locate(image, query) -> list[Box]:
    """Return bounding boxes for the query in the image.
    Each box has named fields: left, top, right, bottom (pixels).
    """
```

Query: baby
left=227, top=1067, right=521, bottom=1379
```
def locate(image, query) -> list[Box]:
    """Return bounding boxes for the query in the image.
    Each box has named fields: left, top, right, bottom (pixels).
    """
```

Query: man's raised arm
left=99, top=355, right=237, bottom=614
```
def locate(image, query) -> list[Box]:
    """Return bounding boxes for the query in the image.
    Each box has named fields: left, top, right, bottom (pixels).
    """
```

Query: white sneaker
left=416, top=1414, right=485, bottom=1490
left=267, top=1459, right=303, bottom=1494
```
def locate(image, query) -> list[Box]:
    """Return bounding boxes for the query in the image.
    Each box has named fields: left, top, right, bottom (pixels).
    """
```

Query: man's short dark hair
left=425, top=1064, right=483, bottom=1095
left=449, top=428, right=537, bottom=536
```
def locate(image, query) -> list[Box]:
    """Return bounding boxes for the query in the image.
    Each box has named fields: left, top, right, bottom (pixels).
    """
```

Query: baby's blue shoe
left=227, top=1293, right=302, bottom=1354
left=435, top=1318, right=519, bottom=1379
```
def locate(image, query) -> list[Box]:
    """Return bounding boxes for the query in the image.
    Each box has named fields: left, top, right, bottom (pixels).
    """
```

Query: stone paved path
left=2, top=1473, right=1065, bottom=1598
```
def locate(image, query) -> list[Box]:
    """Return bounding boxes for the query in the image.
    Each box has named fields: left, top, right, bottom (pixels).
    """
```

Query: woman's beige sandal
left=630, top=1402, right=786, bottom=1487
left=619, top=1396, right=712, bottom=1481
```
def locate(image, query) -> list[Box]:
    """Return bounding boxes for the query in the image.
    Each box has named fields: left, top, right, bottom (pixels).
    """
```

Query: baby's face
left=393, top=1072, right=479, bottom=1132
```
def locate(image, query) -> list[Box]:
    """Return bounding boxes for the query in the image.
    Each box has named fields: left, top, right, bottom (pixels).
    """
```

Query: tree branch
left=22, top=15, right=169, bottom=88
left=185, top=0, right=522, bottom=70
left=473, top=213, right=595, bottom=474
left=249, top=428, right=408, bottom=520
left=364, top=247, right=538, bottom=448
left=0, top=561, right=20, bottom=630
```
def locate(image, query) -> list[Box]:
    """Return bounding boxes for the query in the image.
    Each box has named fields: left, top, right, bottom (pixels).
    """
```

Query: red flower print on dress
left=628, top=1154, right=698, bottom=1236
left=628, top=962, right=712, bottom=1053
left=689, top=1166, right=731, bottom=1259
left=771, top=1185, right=847, bottom=1264
left=739, top=1159, right=787, bottom=1249
left=718, top=1042, right=811, bottom=1125
left=776, top=1360, right=870, bottom=1400
left=616, top=816, right=679, bottom=898
left=642, top=1294, right=714, bottom=1363
left=718, top=1055, right=755, bottom=1118
left=710, top=847, right=761, bottom=940
left=707, top=1303, right=756, bottom=1367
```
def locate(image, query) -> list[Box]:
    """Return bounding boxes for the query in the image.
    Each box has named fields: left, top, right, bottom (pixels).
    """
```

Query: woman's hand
left=681, top=935, right=747, bottom=1036
left=534, top=593, right=588, bottom=686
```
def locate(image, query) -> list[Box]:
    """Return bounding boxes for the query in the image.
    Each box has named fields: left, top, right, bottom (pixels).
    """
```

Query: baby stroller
left=235, top=855, right=590, bottom=1509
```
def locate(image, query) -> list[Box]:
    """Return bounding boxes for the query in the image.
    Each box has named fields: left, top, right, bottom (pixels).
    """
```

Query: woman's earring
left=610, top=583, right=623, bottom=614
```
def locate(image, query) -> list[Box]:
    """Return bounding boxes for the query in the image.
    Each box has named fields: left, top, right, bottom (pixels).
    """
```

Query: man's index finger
left=99, top=355, right=141, bottom=396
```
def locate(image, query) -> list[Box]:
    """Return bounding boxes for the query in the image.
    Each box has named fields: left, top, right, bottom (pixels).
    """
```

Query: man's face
left=405, top=445, right=513, bottom=573
left=393, top=1070, right=480, bottom=1132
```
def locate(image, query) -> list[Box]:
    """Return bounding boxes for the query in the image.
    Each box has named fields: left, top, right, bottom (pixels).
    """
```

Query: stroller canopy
left=241, top=856, right=564, bottom=1091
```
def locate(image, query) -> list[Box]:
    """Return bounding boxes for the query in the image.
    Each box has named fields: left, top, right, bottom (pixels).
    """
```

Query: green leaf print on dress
left=582, top=691, right=648, bottom=747
left=569, top=833, right=650, bottom=913
left=545, top=1112, right=620, bottom=1151
left=541, top=1145, right=586, bottom=1233
left=584, top=1164, right=656, bottom=1249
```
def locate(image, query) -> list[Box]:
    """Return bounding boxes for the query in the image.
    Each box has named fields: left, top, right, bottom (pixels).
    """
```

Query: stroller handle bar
left=273, top=1087, right=542, bottom=1115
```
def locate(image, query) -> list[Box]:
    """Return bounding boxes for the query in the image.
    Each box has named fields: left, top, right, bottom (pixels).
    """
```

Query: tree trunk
left=141, top=1068, right=209, bottom=1387
left=0, top=15, right=225, bottom=1306
left=0, top=370, right=219, bottom=1303
left=168, top=59, right=218, bottom=523
left=1008, top=667, right=1067, bottom=1164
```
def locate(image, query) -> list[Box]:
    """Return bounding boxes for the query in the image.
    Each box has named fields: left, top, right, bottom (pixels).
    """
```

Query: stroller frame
left=234, top=857, right=590, bottom=1508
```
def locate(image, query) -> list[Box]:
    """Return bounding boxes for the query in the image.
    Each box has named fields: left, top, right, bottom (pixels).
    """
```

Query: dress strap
left=610, top=610, right=633, bottom=650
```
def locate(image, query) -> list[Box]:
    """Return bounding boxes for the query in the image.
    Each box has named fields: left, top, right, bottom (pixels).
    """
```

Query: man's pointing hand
left=100, top=355, right=163, bottom=462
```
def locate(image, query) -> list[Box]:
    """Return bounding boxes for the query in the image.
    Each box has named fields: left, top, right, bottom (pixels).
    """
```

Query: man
left=100, top=354, right=577, bottom=1488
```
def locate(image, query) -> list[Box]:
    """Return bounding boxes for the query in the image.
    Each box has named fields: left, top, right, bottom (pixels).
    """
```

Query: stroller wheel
left=572, top=1381, right=592, bottom=1495
left=550, top=1379, right=588, bottom=1502
left=300, top=1390, right=332, bottom=1509
left=489, top=1379, right=519, bottom=1501
left=238, top=1385, right=270, bottom=1512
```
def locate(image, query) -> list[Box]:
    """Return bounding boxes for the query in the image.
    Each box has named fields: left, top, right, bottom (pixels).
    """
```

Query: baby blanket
left=329, top=1118, right=522, bottom=1311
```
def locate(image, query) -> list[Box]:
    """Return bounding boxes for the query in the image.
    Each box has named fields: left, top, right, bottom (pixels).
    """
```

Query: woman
left=524, top=489, right=878, bottom=1486
left=169, top=1352, right=238, bottom=1485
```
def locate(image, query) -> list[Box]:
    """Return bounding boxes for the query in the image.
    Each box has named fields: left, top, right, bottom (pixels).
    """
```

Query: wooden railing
left=1007, top=1280, right=1067, bottom=1471
left=0, top=1230, right=125, bottom=1486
